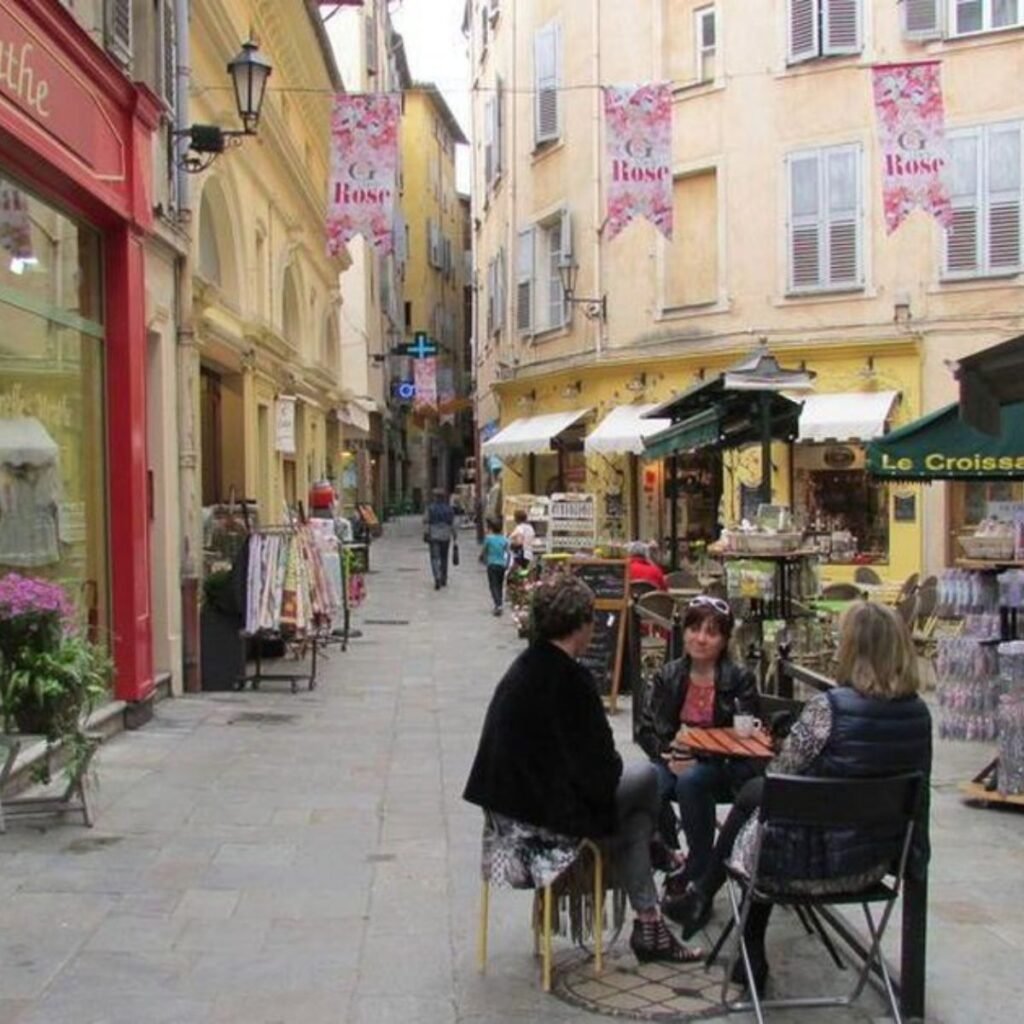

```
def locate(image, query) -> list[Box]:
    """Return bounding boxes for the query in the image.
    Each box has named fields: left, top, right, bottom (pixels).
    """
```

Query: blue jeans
left=429, top=540, right=450, bottom=586
left=654, top=758, right=761, bottom=882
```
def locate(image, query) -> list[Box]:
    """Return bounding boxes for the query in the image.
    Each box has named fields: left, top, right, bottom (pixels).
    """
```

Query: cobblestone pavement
left=0, top=519, right=1021, bottom=1023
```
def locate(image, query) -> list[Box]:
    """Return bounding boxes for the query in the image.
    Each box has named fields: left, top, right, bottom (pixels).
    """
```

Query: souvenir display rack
left=548, top=493, right=597, bottom=553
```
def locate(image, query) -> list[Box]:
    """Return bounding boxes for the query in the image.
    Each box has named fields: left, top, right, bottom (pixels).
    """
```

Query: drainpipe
left=176, top=0, right=202, bottom=693
left=591, top=0, right=603, bottom=358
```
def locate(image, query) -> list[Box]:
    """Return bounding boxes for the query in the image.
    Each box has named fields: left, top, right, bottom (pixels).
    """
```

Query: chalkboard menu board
left=579, top=608, right=624, bottom=697
left=569, top=559, right=628, bottom=602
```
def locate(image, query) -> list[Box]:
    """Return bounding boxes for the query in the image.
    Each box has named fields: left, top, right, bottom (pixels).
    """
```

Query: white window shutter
left=788, top=0, right=820, bottom=63
left=160, top=0, right=176, bottom=107
left=483, top=97, right=494, bottom=187
left=105, top=0, right=133, bottom=68
left=788, top=152, right=823, bottom=289
left=495, top=77, right=505, bottom=179
left=366, top=13, right=378, bottom=75
left=986, top=122, right=1022, bottom=271
left=517, top=228, right=535, bottom=333
left=534, top=22, right=560, bottom=145
left=559, top=209, right=573, bottom=325
left=825, top=146, right=861, bottom=285
left=497, top=248, right=506, bottom=328
left=823, top=0, right=862, bottom=54
left=903, top=0, right=944, bottom=39
left=946, top=132, right=981, bottom=274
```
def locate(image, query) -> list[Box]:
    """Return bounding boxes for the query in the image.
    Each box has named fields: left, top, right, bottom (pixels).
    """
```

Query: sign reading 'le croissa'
left=879, top=452, right=1024, bottom=473
left=0, top=4, right=123, bottom=178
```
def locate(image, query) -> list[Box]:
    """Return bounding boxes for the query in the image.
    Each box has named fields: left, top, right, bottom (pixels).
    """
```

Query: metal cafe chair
left=853, top=566, right=883, bottom=586
left=721, top=772, right=924, bottom=1024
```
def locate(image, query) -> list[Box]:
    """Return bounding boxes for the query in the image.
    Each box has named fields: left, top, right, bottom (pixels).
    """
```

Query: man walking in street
left=424, top=487, right=455, bottom=590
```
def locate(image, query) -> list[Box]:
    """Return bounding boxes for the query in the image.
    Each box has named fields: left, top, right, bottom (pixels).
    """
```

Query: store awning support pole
left=669, top=454, right=679, bottom=570
left=760, top=391, right=772, bottom=504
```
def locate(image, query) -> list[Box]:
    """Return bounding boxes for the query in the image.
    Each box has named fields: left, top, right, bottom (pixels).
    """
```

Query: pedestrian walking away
left=423, top=487, right=455, bottom=589
left=479, top=517, right=510, bottom=615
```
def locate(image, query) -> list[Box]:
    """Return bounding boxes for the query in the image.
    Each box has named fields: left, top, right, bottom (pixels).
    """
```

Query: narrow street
left=0, top=520, right=1021, bottom=1023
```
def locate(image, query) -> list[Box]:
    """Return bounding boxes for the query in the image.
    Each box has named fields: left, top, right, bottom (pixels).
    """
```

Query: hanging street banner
left=437, top=366, right=455, bottom=426
left=275, top=395, right=296, bottom=454
left=413, top=356, right=438, bottom=413
left=871, top=62, right=952, bottom=234
left=603, top=84, right=673, bottom=241
left=327, top=93, right=400, bottom=257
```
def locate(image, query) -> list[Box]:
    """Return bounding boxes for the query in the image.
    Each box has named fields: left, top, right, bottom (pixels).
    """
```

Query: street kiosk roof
left=955, top=333, right=1024, bottom=436
left=867, top=400, right=1024, bottom=481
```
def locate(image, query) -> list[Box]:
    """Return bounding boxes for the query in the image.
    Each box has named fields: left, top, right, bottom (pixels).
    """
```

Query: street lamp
left=557, top=259, right=607, bottom=322
left=174, top=41, right=273, bottom=173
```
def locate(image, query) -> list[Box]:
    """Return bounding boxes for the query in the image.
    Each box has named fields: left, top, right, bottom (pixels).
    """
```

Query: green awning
left=643, top=408, right=720, bottom=460
left=867, top=401, right=1024, bottom=480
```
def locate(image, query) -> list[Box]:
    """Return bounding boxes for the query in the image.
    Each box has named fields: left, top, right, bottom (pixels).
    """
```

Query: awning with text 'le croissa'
left=480, top=409, right=590, bottom=458
left=867, top=401, right=1024, bottom=481
left=584, top=404, right=671, bottom=455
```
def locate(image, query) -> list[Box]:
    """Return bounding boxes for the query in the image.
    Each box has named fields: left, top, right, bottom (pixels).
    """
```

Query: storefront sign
left=275, top=396, right=296, bottom=454
left=327, top=93, right=400, bottom=256
left=823, top=446, right=857, bottom=469
left=0, top=4, right=124, bottom=179
left=879, top=452, right=1024, bottom=474
left=871, top=62, right=952, bottom=233
left=604, top=83, right=672, bottom=241
left=893, top=493, right=917, bottom=523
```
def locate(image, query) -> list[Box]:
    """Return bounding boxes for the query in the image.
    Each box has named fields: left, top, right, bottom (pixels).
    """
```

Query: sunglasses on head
left=688, top=595, right=732, bottom=616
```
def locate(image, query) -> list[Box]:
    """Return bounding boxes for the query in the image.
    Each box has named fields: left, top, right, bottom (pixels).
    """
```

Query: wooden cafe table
left=673, top=725, right=775, bottom=761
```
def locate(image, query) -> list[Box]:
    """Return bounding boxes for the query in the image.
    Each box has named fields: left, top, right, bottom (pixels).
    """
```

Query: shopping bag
left=452, top=541, right=460, bottom=567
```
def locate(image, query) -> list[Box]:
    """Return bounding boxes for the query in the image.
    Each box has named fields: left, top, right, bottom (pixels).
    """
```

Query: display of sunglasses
left=688, top=594, right=732, bottom=616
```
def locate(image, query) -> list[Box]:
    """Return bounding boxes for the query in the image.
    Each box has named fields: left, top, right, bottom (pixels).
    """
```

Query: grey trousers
left=609, top=761, right=660, bottom=913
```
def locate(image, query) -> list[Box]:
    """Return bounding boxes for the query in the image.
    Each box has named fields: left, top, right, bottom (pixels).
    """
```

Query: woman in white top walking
left=507, top=509, right=535, bottom=569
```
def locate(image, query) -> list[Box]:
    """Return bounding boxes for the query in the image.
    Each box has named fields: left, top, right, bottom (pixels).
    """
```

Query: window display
left=0, top=173, right=106, bottom=632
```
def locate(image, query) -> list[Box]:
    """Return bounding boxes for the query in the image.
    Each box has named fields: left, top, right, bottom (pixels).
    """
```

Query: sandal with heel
left=630, top=917, right=705, bottom=964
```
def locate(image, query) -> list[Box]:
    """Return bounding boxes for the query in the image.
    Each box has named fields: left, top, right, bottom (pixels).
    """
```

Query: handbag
left=452, top=540, right=460, bottom=567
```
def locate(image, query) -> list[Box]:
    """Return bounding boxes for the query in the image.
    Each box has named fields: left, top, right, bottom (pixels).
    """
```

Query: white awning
left=481, top=408, right=590, bottom=457
left=584, top=404, right=671, bottom=455
left=797, top=390, right=899, bottom=443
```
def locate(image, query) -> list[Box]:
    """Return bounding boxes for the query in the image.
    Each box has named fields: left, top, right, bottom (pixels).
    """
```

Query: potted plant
left=0, top=573, right=112, bottom=783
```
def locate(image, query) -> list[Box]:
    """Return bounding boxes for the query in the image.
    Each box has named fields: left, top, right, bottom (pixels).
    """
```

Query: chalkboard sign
left=569, top=558, right=628, bottom=602
left=579, top=608, right=625, bottom=697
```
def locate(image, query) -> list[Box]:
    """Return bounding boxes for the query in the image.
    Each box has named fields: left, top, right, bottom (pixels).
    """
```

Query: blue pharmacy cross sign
left=404, top=331, right=438, bottom=359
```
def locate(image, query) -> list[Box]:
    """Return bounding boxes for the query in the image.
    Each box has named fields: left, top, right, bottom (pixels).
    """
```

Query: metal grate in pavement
left=227, top=712, right=300, bottom=726
left=363, top=619, right=411, bottom=626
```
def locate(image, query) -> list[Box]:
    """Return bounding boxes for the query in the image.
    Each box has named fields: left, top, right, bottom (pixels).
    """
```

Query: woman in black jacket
left=667, top=601, right=932, bottom=995
left=464, top=575, right=703, bottom=963
left=636, top=597, right=761, bottom=886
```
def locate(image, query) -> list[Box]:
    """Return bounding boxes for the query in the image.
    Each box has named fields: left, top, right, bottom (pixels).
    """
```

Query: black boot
left=663, top=882, right=713, bottom=940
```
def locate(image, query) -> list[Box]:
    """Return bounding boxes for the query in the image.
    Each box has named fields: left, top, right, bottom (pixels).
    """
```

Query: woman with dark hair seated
left=463, top=574, right=703, bottom=964
left=668, top=602, right=932, bottom=995
left=636, top=597, right=761, bottom=891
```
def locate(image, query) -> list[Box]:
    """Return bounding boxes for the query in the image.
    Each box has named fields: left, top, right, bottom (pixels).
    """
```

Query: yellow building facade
left=468, top=0, right=1024, bottom=579
left=190, top=0, right=349, bottom=532
left=399, top=85, right=470, bottom=503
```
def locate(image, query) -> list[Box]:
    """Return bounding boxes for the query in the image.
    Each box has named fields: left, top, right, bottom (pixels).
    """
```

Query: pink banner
left=413, top=357, right=437, bottom=413
left=327, top=93, right=400, bottom=256
left=872, top=62, right=952, bottom=234
left=437, top=366, right=455, bottom=426
left=604, top=84, right=673, bottom=241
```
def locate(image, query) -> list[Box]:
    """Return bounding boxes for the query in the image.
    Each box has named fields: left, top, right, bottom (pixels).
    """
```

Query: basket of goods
left=959, top=520, right=1015, bottom=561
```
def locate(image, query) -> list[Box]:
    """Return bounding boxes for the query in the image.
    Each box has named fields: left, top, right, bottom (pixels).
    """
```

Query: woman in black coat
left=464, top=574, right=703, bottom=964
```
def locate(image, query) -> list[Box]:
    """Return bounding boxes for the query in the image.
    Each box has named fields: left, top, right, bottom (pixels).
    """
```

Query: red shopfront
left=0, top=0, right=160, bottom=704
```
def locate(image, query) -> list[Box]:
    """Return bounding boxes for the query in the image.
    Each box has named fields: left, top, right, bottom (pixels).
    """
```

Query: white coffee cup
left=733, top=714, right=762, bottom=738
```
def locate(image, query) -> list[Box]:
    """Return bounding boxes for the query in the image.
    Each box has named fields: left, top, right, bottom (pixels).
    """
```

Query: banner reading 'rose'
left=872, top=62, right=952, bottom=234
left=604, top=84, right=672, bottom=241
left=413, top=357, right=438, bottom=413
left=327, top=93, right=400, bottom=256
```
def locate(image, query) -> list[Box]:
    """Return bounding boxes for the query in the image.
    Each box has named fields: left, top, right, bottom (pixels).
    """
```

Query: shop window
left=788, top=0, right=862, bottom=64
left=793, top=445, right=890, bottom=563
left=945, top=121, right=1022, bottom=278
left=0, top=175, right=108, bottom=634
left=786, top=143, right=863, bottom=293
left=665, top=169, right=718, bottom=308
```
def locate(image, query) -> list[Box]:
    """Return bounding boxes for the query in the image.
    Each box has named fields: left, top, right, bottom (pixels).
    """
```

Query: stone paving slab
left=0, top=518, right=1021, bottom=1022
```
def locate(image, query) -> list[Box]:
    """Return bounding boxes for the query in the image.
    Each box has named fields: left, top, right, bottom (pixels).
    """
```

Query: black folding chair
left=722, top=772, right=923, bottom=1024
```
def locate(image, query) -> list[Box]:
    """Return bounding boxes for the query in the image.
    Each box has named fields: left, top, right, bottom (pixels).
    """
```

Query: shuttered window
left=945, top=122, right=1023, bottom=277
left=517, top=211, right=572, bottom=333
left=159, top=0, right=177, bottom=108
left=516, top=228, right=535, bottom=333
left=903, top=0, right=943, bottom=38
left=788, top=0, right=862, bottom=63
left=105, top=0, right=133, bottom=68
left=366, top=13, right=378, bottom=75
left=534, top=21, right=561, bottom=146
left=787, top=144, right=863, bottom=292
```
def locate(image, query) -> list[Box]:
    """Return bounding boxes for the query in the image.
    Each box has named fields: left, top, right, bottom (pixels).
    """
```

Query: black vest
left=762, top=687, right=932, bottom=883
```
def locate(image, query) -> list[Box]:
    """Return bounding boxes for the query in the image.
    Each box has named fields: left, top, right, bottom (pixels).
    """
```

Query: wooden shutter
left=516, top=227, right=535, bottom=333
left=788, top=151, right=823, bottom=289
left=987, top=122, right=1022, bottom=271
left=823, top=0, right=862, bottom=54
left=494, top=77, right=505, bottom=179
left=903, top=0, right=943, bottom=39
left=825, top=146, right=861, bottom=285
left=105, top=0, right=133, bottom=68
left=946, top=132, right=981, bottom=274
left=483, top=96, right=495, bottom=187
left=788, top=0, right=819, bottom=62
left=534, top=22, right=561, bottom=145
